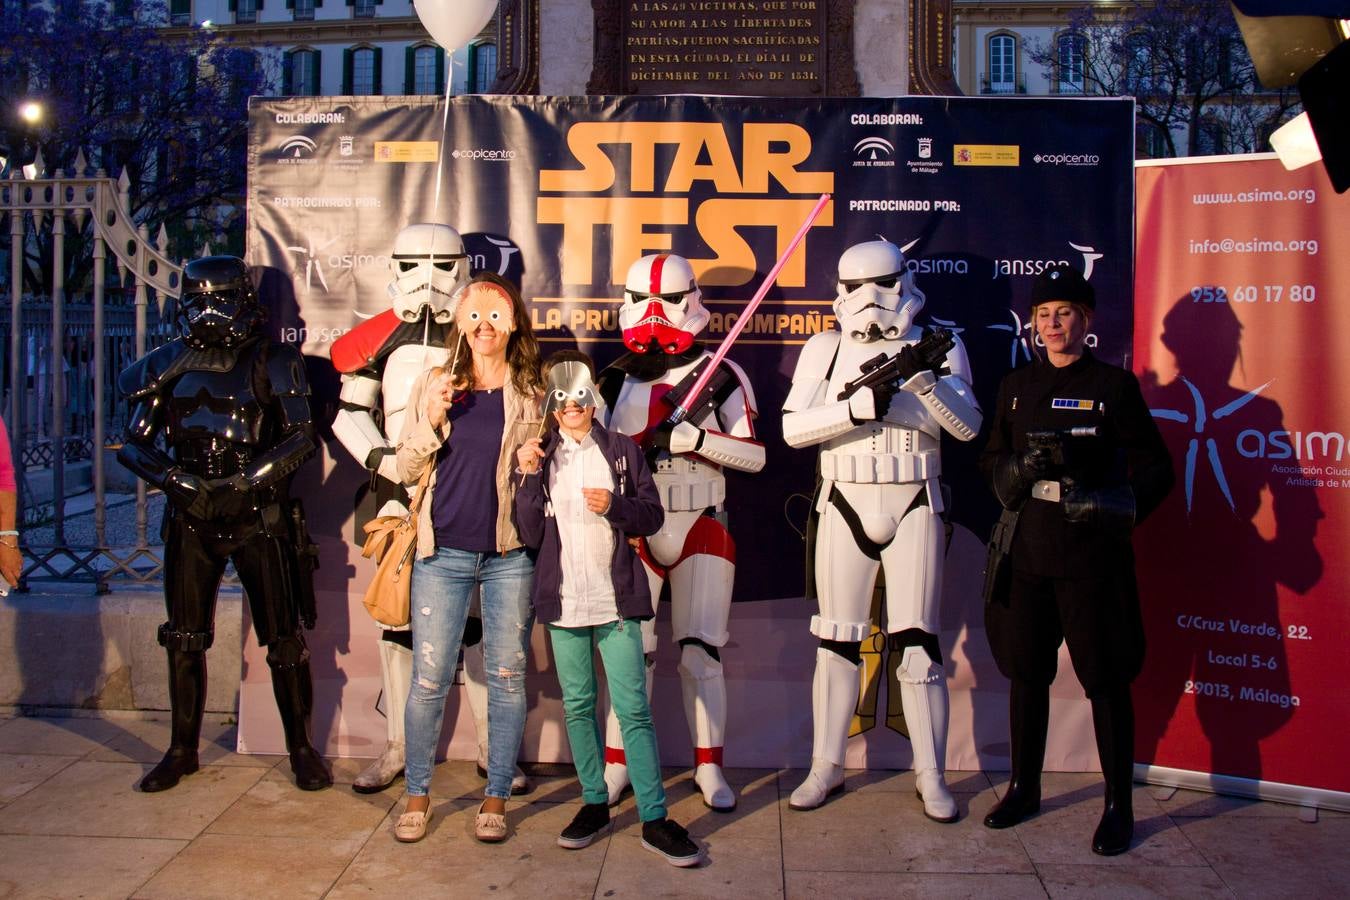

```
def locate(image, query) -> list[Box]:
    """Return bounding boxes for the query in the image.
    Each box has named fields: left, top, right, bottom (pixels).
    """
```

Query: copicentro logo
left=852, top=137, right=895, bottom=167
left=451, top=148, right=518, bottom=161
left=276, top=135, right=318, bottom=165
left=1033, top=151, right=1101, bottom=167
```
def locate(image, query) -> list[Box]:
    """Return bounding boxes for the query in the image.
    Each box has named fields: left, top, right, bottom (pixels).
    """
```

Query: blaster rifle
left=1025, top=426, right=1099, bottom=468
left=837, top=327, right=955, bottom=401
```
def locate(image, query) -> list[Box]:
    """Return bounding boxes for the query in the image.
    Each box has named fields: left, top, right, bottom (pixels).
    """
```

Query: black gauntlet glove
left=1062, top=483, right=1136, bottom=535
left=991, top=442, right=1058, bottom=509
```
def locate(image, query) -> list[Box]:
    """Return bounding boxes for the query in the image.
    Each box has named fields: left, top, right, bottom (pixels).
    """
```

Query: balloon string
left=432, top=66, right=453, bottom=214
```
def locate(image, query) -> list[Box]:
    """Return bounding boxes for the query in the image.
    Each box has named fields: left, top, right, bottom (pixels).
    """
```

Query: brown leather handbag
left=360, top=469, right=431, bottom=627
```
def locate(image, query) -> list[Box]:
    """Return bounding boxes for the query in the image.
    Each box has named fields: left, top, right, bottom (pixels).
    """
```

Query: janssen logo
left=853, top=137, right=896, bottom=168
left=276, top=135, right=318, bottom=166
left=991, top=242, right=1104, bottom=280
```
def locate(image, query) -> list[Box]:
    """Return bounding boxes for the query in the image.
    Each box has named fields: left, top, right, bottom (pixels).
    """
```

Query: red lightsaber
left=667, top=191, right=832, bottom=425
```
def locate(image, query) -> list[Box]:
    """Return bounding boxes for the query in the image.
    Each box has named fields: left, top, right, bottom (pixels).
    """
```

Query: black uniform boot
left=141, top=650, right=207, bottom=792
left=270, top=656, right=332, bottom=791
left=984, top=679, right=1049, bottom=829
left=1090, top=684, right=1136, bottom=856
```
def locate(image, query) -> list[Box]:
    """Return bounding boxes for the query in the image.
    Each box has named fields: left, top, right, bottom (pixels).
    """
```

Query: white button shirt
left=548, top=430, right=619, bottom=627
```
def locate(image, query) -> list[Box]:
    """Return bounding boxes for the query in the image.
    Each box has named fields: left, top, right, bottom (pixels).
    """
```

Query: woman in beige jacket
left=392, top=274, right=543, bottom=844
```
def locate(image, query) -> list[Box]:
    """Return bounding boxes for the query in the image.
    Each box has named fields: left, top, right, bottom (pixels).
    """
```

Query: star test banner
left=1134, top=154, right=1350, bottom=808
left=240, top=95, right=1133, bottom=770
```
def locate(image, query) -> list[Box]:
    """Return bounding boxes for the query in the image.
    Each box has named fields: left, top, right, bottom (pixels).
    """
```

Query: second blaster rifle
left=837, top=326, right=955, bottom=401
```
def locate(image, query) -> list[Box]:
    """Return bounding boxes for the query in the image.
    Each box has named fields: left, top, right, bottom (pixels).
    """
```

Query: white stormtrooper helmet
left=386, top=223, right=469, bottom=323
left=619, top=253, right=709, bottom=354
left=834, top=239, right=925, bottom=343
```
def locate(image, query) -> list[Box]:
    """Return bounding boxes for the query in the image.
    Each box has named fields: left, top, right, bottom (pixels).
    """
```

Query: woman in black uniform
left=979, top=264, right=1173, bottom=856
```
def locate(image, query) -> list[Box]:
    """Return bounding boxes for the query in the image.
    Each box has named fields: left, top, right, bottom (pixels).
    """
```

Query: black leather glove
left=990, top=443, right=1057, bottom=509
left=892, top=344, right=927, bottom=382
left=164, top=470, right=214, bottom=520
left=1063, top=483, right=1136, bottom=534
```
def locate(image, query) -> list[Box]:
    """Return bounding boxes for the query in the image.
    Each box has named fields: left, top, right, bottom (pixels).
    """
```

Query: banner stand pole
left=1136, top=763, right=1350, bottom=814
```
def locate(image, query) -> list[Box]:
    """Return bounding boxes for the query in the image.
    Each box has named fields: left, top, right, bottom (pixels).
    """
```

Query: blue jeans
left=404, top=547, right=534, bottom=800
left=548, top=620, right=667, bottom=822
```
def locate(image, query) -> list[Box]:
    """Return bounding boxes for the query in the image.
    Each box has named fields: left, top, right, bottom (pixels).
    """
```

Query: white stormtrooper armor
left=330, top=223, right=527, bottom=795
left=781, top=239, right=981, bottom=821
left=599, top=253, right=766, bottom=811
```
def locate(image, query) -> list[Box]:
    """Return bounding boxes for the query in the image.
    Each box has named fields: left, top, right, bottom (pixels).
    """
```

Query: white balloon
left=415, top=0, right=499, bottom=53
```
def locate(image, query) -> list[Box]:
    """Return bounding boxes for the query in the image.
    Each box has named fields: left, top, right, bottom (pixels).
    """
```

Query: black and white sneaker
left=557, top=802, right=611, bottom=849
left=641, top=818, right=703, bottom=867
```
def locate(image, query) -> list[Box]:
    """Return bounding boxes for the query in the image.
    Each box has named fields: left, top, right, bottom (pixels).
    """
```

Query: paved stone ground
left=1, top=712, right=1346, bottom=899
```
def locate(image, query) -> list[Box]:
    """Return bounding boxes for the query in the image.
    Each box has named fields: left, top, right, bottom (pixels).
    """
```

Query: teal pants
left=547, top=620, right=667, bottom=822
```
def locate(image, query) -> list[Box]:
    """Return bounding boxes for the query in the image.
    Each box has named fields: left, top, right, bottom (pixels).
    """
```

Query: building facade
left=162, top=0, right=497, bottom=97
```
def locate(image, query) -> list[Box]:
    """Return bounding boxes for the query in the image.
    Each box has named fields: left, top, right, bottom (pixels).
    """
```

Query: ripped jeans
left=404, top=547, right=534, bottom=800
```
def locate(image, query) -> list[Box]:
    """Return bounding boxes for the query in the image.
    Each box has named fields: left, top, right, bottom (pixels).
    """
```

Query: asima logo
left=1151, top=378, right=1271, bottom=514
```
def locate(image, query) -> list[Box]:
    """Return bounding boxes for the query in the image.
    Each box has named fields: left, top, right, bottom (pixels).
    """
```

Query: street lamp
left=5, top=101, right=46, bottom=179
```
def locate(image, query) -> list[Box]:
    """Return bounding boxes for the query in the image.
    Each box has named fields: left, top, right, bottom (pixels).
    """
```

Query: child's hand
left=581, top=487, right=612, bottom=515
left=516, top=437, right=544, bottom=474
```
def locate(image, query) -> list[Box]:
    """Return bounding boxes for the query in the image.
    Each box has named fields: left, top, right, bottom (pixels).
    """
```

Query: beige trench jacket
left=396, top=368, right=542, bottom=558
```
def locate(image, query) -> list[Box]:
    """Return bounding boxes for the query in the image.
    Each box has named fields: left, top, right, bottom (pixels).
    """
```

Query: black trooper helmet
left=178, top=256, right=263, bottom=349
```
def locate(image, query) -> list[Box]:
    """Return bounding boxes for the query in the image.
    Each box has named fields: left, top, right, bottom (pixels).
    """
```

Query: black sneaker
left=557, top=802, right=611, bottom=849
left=641, top=818, right=702, bottom=867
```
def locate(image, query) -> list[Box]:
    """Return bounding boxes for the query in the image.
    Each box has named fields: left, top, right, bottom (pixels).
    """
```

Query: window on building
left=407, top=44, right=443, bottom=95
left=169, top=0, right=191, bottom=25
left=168, top=54, right=196, bottom=98
left=227, top=48, right=260, bottom=109
left=1057, top=32, right=1085, bottom=94
left=345, top=46, right=381, bottom=95
left=291, top=0, right=315, bottom=21
left=468, top=41, right=497, bottom=93
left=284, top=48, right=321, bottom=96
left=1124, top=32, right=1151, bottom=96
left=352, top=0, right=376, bottom=19
left=1136, top=121, right=1169, bottom=159
left=986, top=34, right=1016, bottom=94
left=233, top=0, right=259, bottom=25
left=112, top=0, right=133, bottom=21
left=1195, top=119, right=1227, bottom=156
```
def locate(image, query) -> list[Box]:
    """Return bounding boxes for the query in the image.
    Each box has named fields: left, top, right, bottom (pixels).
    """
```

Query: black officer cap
left=1030, top=264, right=1095, bottom=310
left=182, top=256, right=252, bottom=296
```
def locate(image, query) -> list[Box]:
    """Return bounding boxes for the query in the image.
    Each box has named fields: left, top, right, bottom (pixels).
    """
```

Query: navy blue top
left=431, top=388, right=504, bottom=552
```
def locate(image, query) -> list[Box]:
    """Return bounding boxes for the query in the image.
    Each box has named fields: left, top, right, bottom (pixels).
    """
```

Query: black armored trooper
left=118, top=256, right=330, bottom=792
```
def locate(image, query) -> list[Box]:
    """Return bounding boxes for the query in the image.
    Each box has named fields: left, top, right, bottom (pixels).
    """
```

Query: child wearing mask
left=514, top=349, right=703, bottom=867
